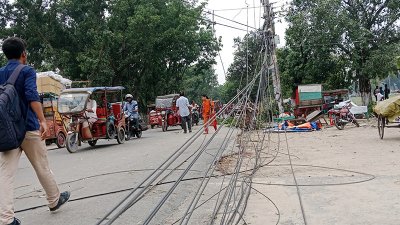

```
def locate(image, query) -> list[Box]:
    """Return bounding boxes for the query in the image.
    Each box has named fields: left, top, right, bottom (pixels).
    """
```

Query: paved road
left=14, top=125, right=228, bottom=225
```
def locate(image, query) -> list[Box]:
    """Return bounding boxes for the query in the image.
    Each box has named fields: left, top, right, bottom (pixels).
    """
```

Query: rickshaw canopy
left=58, top=86, right=125, bottom=114
left=155, top=94, right=179, bottom=108
left=60, top=86, right=125, bottom=94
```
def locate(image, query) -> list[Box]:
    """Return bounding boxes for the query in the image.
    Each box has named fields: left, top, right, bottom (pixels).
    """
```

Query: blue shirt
left=123, top=100, right=138, bottom=118
left=0, top=60, right=40, bottom=131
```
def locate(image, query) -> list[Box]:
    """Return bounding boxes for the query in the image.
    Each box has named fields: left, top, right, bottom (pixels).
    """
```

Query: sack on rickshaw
left=374, top=95, right=400, bottom=121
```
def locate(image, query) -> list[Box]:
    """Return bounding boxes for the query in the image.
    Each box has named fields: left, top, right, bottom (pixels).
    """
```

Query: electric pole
left=261, top=0, right=284, bottom=114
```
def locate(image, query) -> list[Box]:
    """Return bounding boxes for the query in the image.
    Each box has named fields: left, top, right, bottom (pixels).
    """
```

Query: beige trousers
left=0, top=131, right=60, bottom=225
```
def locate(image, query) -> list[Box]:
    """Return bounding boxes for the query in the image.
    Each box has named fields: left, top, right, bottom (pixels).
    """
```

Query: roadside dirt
left=243, top=119, right=400, bottom=225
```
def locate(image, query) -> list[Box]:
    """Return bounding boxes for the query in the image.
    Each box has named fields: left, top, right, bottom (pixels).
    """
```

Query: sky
left=204, top=0, right=289, bottom=84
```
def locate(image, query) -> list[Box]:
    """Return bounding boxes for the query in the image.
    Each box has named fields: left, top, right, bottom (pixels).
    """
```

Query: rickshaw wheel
left=106, top=121, right=116, bottom=139
left=117, top=127, right=125, bottom=144
left=88, top=140, right=97, bottom=147
left=56, top=132, right=66, bottom=148
left=66, top=133, right=79, bottom=153
left=378, top=115, right=385, bottom=139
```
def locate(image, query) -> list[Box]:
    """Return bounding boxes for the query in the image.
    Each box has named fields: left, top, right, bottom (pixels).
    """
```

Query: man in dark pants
left=0, top=37, right=70, bottom=225
left=384, top=84, right=390, bottom=100
left=176, top=91, right=192, bottom=133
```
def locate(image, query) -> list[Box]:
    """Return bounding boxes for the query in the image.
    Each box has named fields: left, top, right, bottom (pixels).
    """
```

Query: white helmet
left=125, top=94, right=133, bottom=99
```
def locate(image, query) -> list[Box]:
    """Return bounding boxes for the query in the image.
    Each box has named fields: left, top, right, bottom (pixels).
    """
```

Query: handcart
left=374, top=95, right=400, bottom=139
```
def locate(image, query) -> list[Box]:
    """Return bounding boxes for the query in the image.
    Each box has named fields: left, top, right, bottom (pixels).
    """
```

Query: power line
left=206, top=11, right=259, bottom=30
left=206, top=2, right=288, bottom=12
left=205, top=20, right=248, bottom=32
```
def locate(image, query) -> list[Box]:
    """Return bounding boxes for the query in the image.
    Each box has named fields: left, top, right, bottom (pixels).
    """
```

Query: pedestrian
left=0, top=37, right=70, bottom=225
left=384, top=84, right=390, bottom=100
left=210, top=100, right=218, bottom=131
left=202, top=95, right=211, bottom=134
left=176, top=91, right=192, bottom=133
left=374, top=86, right=379, bottom=102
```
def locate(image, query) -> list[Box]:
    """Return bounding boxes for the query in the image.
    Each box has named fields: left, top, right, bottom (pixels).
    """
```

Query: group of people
left=0, top=37, right=144, bottom=225
left=0, top=37, right=220, bottom=225
left=176, top=92, right=218, bottom=134
left=374, top=84, right=390, bottom=102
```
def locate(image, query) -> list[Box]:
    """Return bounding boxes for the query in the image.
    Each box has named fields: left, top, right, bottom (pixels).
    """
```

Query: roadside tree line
left=221, top=0, right=399, bottom=106
left=0, top=0, right=221, bottom=107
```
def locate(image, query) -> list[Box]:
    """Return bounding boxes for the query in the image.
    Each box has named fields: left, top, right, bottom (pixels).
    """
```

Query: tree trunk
left=359, top=76, right=371, bottom=106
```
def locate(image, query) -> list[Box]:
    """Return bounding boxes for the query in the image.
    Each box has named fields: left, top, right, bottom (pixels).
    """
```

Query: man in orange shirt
left=202, top=95, right=211, bottom=134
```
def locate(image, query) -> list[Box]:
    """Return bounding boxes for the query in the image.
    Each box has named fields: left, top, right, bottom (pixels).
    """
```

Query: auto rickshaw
left=40, top=93, right=67, bottom=148
left=154, top=94, right=181, bottom=132
left=57, top=86, right=126, bottom=153
left=147, top=104, right=159, bottom=129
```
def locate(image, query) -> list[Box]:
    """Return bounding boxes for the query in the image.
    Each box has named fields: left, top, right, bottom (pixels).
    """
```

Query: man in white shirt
left=85, top=96, right=98, bottom=123
left=176, top=91, right=192, bottom=133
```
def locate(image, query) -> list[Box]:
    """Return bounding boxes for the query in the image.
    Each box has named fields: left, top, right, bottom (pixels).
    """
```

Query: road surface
left=14, top=125, right=229, bottom=225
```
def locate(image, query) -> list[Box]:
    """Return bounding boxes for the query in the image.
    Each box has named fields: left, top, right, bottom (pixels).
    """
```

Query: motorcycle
left=125, top=112, right=143, bottom=140
left=329, top=100, right=360, bottom=130
left=192, top=108, right=200, bottom=126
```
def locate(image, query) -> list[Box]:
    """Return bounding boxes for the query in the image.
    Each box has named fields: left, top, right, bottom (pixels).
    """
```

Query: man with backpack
left=0, top=37, right=70, bottom=225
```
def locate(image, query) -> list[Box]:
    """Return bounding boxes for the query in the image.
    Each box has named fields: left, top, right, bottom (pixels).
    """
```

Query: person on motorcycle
left=191, top=100, right=200, bottom=126
left=191, top=100, right=199, bottom=110
left=123, top=94, right=139, bottom=128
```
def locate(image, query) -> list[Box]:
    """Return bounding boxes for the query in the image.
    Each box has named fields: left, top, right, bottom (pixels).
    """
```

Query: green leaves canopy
left=1, top=0, right=220, bottom=107
left=281, top=0, right=400, bottom=104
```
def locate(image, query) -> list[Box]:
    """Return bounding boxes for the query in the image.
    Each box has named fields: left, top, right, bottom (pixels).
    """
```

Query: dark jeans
left=181, top=116, right=192, bottom=133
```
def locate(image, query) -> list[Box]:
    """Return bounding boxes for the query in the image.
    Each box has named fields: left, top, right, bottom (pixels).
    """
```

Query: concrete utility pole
left=261, top=0, right=284, bottom=114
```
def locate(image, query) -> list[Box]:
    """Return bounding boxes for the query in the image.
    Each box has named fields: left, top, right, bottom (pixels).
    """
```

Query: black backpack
left=0, top=64, right=27, bottom=151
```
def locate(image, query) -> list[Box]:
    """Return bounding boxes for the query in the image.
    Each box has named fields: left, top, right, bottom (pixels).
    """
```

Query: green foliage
left=0, top=53, right=6, bottom=66
left=183, top=64, right=218, bottom=104
left=284, top=0, right=400, bottom=104
left=1, top=0, right=220, bottom=109
left=223, top=31, right=264, bottom=101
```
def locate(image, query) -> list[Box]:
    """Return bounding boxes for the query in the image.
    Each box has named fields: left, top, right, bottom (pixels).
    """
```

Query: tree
left=285, top=0, right=400, bottom=105
left=1, top=0, right=220, bottom=110
left=183, top=64, right=218, bottom=104
left=224, top=31, right=264, bottom=101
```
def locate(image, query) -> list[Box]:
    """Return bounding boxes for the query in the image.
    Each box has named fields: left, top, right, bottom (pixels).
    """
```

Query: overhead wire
left=142, top=89, right=259, bottom=224
left=98, top=1, right=290, bottom=223
left=97, top=76, right=258, bottom=224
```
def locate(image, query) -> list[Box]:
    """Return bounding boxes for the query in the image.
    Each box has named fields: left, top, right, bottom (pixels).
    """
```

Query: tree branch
left=368, top=0, right=390, bottom=29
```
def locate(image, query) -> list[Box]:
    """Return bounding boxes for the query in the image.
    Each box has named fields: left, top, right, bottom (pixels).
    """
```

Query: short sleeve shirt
left=86, top=99, right=97, bottom=119
left=176, top=96, right=190, bottom=117
left=123, top=100, right=139, bottom=118
left=0, top=60, right=40, bottom=131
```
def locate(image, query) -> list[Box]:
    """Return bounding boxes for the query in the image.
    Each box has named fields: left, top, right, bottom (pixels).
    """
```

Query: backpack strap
left=7, top=64, right=26, bottom=85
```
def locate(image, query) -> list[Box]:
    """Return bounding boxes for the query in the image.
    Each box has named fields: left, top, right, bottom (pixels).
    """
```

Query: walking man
left=176, top=91, right=192, bottom=133
left=0, top=37, right=70, bottom=225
